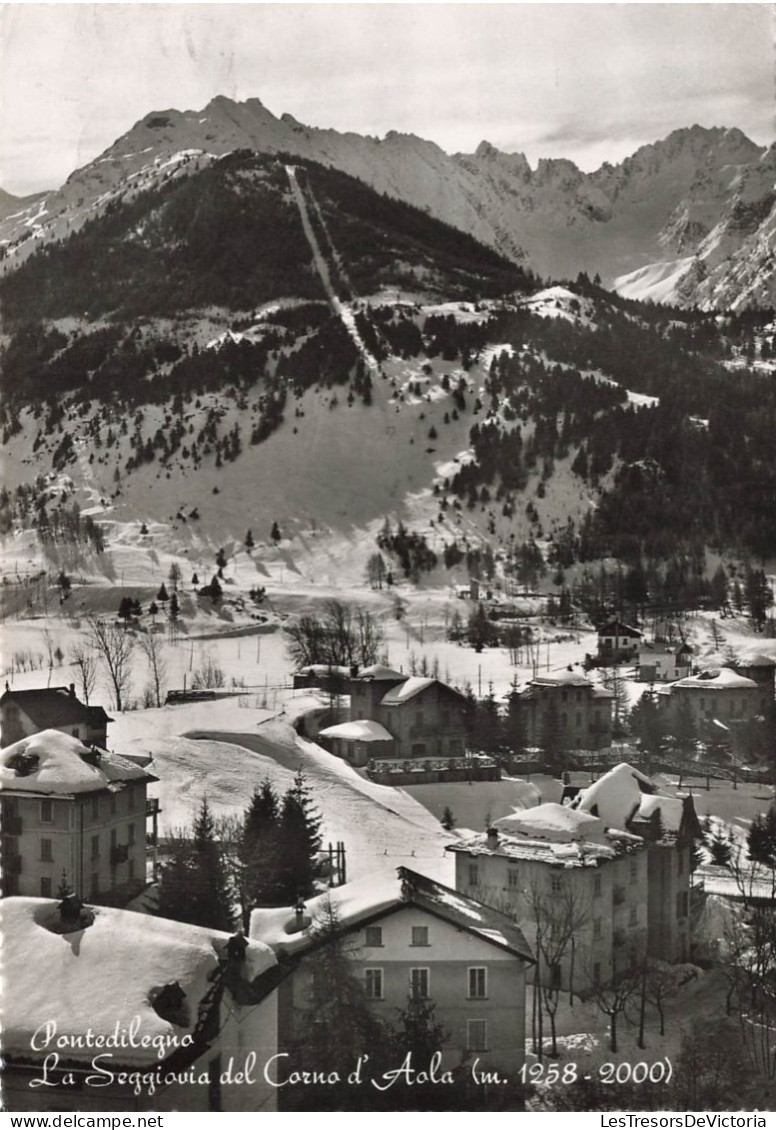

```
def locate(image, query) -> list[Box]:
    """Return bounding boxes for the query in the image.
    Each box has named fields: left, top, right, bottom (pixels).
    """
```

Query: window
left=629, top=904, right=638, bottom=926
left=551, top=874, right=563, bottom=893
left=40, top=838, right=52, bottom=862
left=128, top=822, right=136, bottom=845
left=593, top=962, right=601, bottom=987
left=91, top=834, right=99, bottom=860
left=468, top=967, right=487, bottom=999
left=676, top=891, right=688, bottom=920
left=593, top=874, right=602, bottom=897
left=91, top=795, right=100, bottom=820
left=40, top=876, right=52, bottom=898
left=468, top=864, right=479, bottom=887
left=467, top=1019, right=488, bottom=1051
left=91, top=873, right=99, bottom=898
left=365, top=926, right=383, bottom=947
left=410, top=968, right=430, bottom=1000
left=507, top=868, right=519, bottom=889
left=630, top=859, right=638, bottom=879
left=128, top=860, right=135, bottom=881
left=110, top=793, right=117, bottom=816
left=593, top=918, right=602, bottom=939
left=411, top=925, right=429, bottom=947
left=110, top=828, right=117, bottom=849
left=365, top=968, right=384, bottom=1000
left=127, top=787, right=136, bottom=812
left=677, top=851, right=684, bottom=876
left=40, top=799, right=53, bottom=823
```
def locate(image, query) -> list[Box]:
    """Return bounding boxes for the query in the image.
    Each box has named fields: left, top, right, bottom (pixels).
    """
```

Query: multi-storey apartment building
left=0, top=729, right=157, bottom=903
left=510, top=668, right=613, bottom=752
left=251, top=866, right=534, bottom=1081
left=448, top=804, right=648, bottom=992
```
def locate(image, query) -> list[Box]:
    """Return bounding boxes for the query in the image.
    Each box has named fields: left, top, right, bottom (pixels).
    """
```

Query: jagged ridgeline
left=0, top=150, right=529, bottom=410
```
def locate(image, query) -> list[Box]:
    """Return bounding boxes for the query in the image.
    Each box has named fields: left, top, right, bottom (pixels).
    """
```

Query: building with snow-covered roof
left=448, top=809, right=648, bottom=993
left=732, top=653, right=776, bottom=695
left=317, top=719, right=395, bottom=766
left=1, top=684, right=113, bottom=749
left=656, top=666, right=770, bottom=729
left=0, top=896, right=282, bottom=1112
left=596, top=620, right=642, bottom=665
left=638, top=640, right=693, bottom=683
left=250, top=866, right=533, bottom=1084
left=348, top=672, right=470, bottom=760
left=509, top=668, right=613, bottom=753
left=0, top=730, right=157, bottom=904
left=568, top=763, right=702, bottom=962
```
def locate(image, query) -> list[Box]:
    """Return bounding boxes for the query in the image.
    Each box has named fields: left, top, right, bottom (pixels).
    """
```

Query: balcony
left=613, top=886, right=626, bottom=907
left=110, top=844, right=129, bottom=866
left=1, top=815, right=22, bottom=836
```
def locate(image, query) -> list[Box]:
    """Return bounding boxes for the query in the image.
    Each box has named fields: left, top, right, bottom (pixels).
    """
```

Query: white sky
left=1, top=3, right=773, bottom=195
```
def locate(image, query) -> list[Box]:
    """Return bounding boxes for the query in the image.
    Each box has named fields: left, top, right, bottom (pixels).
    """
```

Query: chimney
left=225, top=932, right=248, bottom=965
left=59, top=893, right=84, bottom=924
left=486, top=827, right=499, bottom=850
left=69, top=683, right=76, bottom=697
left=294, top=895, right=306, bottom=930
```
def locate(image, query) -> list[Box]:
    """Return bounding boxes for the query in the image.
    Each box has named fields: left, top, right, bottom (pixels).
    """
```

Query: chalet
left=0, top=897, right=282, bottom=1112
left=596, top=621, right=642, bottom=665
left=250, top=866, right=534, bottom=1082
left=0, top=729, right=157, bottom=904
left=347, top=669, right=470, bottom=760
left=510, top=668, right=613, bottom=752
left=1, top=685, right=112, bottom=749
left=638, top=640, right=693, bottom=683
left=656, top=667, right=770, bottom=729
left=448, top=805, right=648, bottom=992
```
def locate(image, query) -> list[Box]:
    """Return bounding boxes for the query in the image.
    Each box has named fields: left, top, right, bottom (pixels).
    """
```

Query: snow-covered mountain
left=1, top=96, right=772, bottom=309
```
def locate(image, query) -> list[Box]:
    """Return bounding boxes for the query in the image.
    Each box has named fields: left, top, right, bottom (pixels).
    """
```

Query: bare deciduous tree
left=284, top=601, right=384, bottom=670
left=69, top=642, right=97, bottom=705
left=86, top=615, right=135, bottom=711
left=138, top=631, right=168, bottom=708
left=527, top=877, right=591, bottom=1057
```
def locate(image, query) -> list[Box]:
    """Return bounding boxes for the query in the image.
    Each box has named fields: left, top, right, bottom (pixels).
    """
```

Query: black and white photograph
left=0, top=1, right=775, bottom=1116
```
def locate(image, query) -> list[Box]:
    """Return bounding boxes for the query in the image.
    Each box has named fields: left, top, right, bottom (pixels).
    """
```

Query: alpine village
left=2, top=89, right=776, bottom=1115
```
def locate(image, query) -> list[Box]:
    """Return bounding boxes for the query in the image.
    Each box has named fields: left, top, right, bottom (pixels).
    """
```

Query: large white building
left=0, top=729, right=157, bottom=903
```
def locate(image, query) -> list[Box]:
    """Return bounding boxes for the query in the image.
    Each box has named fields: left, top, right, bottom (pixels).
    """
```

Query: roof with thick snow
left=0, top=730, right=156, bottom=796
left=0, top=898, right=277, bottom=1065
left=531, top=668, right=594, bottom=687
left=353, top=664, right=405, bottom=682
left=670, top=667, right=758, bottom=690
left=250, top=866, right=534, bottom=963
left=447, top=824, right=644, bottom=868
left=639, top=640, right=692, bottom=656
left=1, top=686, right=113, bottom=729
left=570, top=762, right=689, bottom=836
left=380, top=677, right=468, bottom=706
left=736, top=653, right=776, bottom=669
left=318, top=720, right=394, bottom=743
left=494, top=802, right=608, bottom=844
